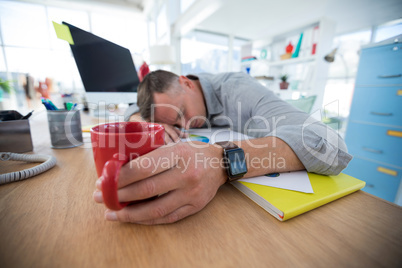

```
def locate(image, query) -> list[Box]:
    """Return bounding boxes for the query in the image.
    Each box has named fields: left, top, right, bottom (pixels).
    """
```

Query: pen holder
left=47, top=110, right=83, bottom=149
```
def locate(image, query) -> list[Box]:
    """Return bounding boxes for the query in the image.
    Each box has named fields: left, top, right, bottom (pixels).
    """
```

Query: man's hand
left=93, top=142, right=226, bottom=224
left=159, top=123, right=188, bottom=144
left=128, top=112, right=187, bottom=144
left=93, top=136, right=305, bottom=224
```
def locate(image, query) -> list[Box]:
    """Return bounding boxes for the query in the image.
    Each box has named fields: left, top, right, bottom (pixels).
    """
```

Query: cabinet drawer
left=345, top=123, right=402, bottom=168
left=349, top=86, right=402, bottom=126
left=356, top=44, right=402, bottom=86
left=343, top=157, right=401, bottom=202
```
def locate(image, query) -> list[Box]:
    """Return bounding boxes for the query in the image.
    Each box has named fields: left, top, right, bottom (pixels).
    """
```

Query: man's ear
left=178, top=76, right=194, bottom=90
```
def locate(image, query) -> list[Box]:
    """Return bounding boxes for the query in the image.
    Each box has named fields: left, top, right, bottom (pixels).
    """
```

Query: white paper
left=183, top=128, right=252, bottom=143
left=184, top=128, right=313, bottom=193
left=239, top=170, right=314, bottom=193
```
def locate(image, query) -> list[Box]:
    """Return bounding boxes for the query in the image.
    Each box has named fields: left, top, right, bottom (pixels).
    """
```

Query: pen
left=21, top=110, right=34, bottom=120
left=46, top=99, right=59, bottom=110
left=66, top=102, right=73, bottom=110
left=41, top=99, right=53, bottom=110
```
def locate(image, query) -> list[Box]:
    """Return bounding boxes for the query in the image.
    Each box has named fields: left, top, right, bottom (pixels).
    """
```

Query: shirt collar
left=187, top=74, right=223, bottom=118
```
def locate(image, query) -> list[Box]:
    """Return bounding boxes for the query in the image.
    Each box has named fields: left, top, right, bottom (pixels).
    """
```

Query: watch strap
left=215, top=141, right=239, bottom=150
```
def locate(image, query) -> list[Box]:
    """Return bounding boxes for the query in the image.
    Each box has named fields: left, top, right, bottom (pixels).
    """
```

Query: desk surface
left=0, top=110, right=401, bottom=267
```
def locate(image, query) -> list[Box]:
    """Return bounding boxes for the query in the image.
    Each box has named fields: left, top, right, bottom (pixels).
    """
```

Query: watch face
left=227, top=148, right=247, bottom=176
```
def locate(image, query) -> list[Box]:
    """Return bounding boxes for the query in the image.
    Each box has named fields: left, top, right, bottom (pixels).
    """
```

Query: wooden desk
left=1, top=110, right=401, bottom=267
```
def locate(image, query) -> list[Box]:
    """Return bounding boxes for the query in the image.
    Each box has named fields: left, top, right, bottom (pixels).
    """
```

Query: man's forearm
left=234, top=137, right=305, bottom=178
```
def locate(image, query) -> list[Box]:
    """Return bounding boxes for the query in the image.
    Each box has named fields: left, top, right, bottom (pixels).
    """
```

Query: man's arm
left=238, top=136, right=305, bottom=178
left=227, top=73, right=352, bottom=175
left=124, top=104, right=140, bottom=122
left=93, top=135, right=304, bottom=224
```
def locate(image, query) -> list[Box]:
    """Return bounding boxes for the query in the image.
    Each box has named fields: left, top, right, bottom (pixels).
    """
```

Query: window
left=323, top=29, right=372, bottom=121
left=328, top=30, right=372, bottom=79
left=375, top=19, right=402, bottom=42
left=181, top=30, right=229, bottom=74
left=156, top=4, right=168, bottom=40
left=148, top=21, right=156, bottom=46
left=91, top=12, right=148, bottom=54
left=181, top=31, right=250, bottom=74
left=0, top=0, right=147, bottom=110
left=232, top=38, right=249, bottom=72
left=0, top=1, right=49, bottom=49
left=0, top=49, right=6, bottom=72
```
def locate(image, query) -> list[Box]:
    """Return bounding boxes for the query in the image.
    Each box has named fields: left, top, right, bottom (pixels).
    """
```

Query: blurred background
left=0, top=0, right=400, bottom=119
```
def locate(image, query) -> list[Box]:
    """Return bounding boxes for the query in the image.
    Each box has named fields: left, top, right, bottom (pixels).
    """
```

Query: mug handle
left=101, top=153, right=130, bottom=210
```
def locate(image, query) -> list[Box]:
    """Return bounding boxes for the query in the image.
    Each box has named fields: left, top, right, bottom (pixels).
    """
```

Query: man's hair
left=137, top=70, right=179, bottom=120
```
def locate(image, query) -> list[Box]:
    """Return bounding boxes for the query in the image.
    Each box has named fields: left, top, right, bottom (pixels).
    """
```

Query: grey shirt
left=125, top=72, right=352, bottom=175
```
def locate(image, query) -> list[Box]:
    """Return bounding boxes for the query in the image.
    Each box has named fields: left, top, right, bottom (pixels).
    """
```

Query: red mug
left=91, top=122, right=165, bottom=210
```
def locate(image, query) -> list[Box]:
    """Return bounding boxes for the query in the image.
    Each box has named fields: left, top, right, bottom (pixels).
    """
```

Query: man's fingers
left=172, top=127, right=188, bottom=138
left=107, top=189, right=188, bottom=223
left=118, top=164, right=184, bottom=202
left=164, top=133, right=174, bottom=144
left=118, top=143, right=186, bottom=188
left=93, top=189, right=103, bottom=203
left=135, top=205, right=195, bottom=225
left=164, top=125, right=180, bottom=142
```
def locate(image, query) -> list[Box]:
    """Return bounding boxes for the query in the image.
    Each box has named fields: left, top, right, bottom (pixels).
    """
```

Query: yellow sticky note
left=52, top=21, right=74, bottom=45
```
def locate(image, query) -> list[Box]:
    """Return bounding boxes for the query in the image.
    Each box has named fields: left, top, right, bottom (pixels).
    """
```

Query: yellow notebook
left=231, top=173, right=365, bottom=221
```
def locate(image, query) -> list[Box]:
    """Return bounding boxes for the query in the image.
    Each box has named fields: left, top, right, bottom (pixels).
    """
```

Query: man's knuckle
left=143, top=180, right=156, bottom=196
left=186, top=166, right=202, bottom=184
left=152, top=206, right=167, bottom=218
left=165, top=212, right=180, bottom=223
left=120, top=212, right=134, bottom=223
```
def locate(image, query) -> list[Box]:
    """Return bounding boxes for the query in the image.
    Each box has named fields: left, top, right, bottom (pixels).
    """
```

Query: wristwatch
left=215, top=141, right=248, bottom=182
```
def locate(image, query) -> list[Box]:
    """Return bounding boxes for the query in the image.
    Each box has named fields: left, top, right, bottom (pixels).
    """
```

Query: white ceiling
left=18, top=0, right=145, bottom=13
left=21, top=0, right=402, bottom=40
left=82, top=0, right=144, bottom=10
left=196, top=0, right=402, bottom=40
left=78, top=0, right=402, bottom=40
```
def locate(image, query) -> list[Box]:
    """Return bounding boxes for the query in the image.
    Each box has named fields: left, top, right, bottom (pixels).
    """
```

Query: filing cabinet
left=343, top=35, right=402, bottom=203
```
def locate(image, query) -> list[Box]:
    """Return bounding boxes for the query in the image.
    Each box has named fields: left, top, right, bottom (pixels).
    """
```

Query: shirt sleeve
left=124, top=104, right=140, bottom=121
left=228, top=74, right=352, bottom=176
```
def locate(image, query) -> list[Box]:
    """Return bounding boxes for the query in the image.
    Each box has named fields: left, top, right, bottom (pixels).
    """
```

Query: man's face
left=151, top=78, right=207, bottom=129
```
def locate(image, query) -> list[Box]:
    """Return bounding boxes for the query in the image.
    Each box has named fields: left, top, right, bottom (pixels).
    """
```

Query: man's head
left=137, top=70, right=207, bottom=129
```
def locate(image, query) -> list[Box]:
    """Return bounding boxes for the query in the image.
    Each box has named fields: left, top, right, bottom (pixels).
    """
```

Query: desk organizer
left=0, top=110, right=33, bottom=153
left=47, top=110, right=83, bottom=149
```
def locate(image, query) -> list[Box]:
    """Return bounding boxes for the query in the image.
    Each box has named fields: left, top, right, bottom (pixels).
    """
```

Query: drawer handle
left=362, top=147, right=383, bottom=154
left=366, top=184, right=375, bottom=188
left=370, top=111, right=393, bottom=116
left=378, top=74, right=402, bottom=79
left=377, top=166, right=398, bottom=176
left=387, top=130, right=402, bottom=138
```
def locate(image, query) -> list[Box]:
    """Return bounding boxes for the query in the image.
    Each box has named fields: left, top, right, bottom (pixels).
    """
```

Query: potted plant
left=279, top=74, right=289, bottom=90
left=0, top=78, right=13, bottom=109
